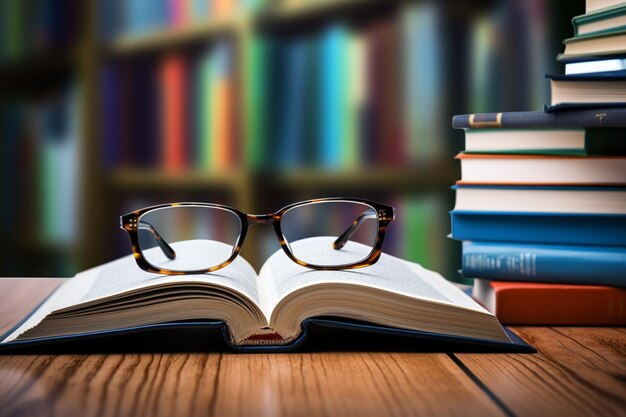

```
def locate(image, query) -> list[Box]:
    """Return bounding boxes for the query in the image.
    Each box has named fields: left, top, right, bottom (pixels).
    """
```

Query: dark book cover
left=452, top=108, right=626, bottom=129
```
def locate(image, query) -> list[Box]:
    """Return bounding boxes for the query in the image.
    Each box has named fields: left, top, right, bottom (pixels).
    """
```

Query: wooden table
left=0, top=278, right=624, bottom=417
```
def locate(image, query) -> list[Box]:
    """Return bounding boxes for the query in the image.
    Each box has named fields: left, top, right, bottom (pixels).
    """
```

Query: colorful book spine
left=161, top=54, right=187, bottom=172
left=402, top=4, right=442, bottom=161
left=243, top=35, right=266, bottom=169
left=318, top=24, right=347, bottom=169
left=213, top=0, right=233, bottom=18
left=197, top=49, right=213, bottom=169
left=170, top=0, right=187, bottom=28
left=473, top=280, right=626, bottom=325
left=190, top=0, right=210, bottom=21
left=210, top=42, right=234, bottom=170
left=404, top=197, right=446, bottom=275
left=344, top=33, right=365, bottom=169
left=462, top=241, right=626, bottom=287
left=36, top=87, right=78, bottom=244
left=101, top=63, right=119, bottom=168
left=450, top=211, right=626, bottom=246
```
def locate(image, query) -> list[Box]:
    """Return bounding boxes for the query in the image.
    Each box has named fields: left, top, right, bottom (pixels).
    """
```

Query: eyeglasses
left=120, top=198, right=395, bottom=275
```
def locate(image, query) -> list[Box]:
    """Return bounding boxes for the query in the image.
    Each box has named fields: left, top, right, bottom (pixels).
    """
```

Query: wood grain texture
left=456, top=327, right=626, bottom=417
left=0, top=352, right=505, bottom=417
left=0, top=278, right=503, bottom=417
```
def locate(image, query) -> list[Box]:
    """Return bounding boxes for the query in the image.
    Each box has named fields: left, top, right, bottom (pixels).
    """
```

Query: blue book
left=461, top=241, right=626, bottom=287
left=278, top=39, right=307, bottom=168
left=450, top=210, right=626, bottom=246
left=452, top=107, right=626, bottom=129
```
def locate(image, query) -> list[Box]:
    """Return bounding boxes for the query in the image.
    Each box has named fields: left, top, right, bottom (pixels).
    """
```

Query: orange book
left=210, top=44, right=235, bottom=170
left=473, top=280, right=626, bottom=325
left=161, top=54, right=187, bottom=172
left=213, top=0, right=234, bottom=17
left=212, top=79, right=231, bottom=170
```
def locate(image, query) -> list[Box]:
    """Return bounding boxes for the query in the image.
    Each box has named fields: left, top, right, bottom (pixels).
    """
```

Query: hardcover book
left=557, top=28, right=626, bottom=62
left=573, top=4, right=626, bottom=36
left=461, top=128, right=626, bottom=155
left=461, top=240, right=626, bottom=286
left=0, top=239, right=533, bottom=353
left=565, top=58, right=626, bottom=75
left=450, top=210, right=626, bottom=246
left=455, top=153, right=626, bottom=185
left=451, top=108, right=626, bottom=129
left=472, top=279, right=626, bottom=325
left=546, top=72, right=626, bottom=111
left=453, top=185, right=626, bottom=214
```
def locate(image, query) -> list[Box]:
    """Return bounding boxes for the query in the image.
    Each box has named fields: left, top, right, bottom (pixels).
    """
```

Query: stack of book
left=450, top=0, right=626, bottom=326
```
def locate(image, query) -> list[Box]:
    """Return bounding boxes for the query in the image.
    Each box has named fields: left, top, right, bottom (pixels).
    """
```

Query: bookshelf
left=107, top=16, right=246, bottom=55
left=0, top=0, right=585, bottom=278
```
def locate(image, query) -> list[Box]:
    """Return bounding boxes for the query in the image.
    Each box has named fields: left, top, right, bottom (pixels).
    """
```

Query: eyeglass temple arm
left=333, top=210, right=378, bottom=250
left=138, top=221, right=176, bottom=260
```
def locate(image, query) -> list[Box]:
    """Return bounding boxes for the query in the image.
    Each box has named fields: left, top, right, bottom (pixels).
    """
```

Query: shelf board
left=110, top=169, right=246, bottom=189
left=106, top=16, right=248, bottom=56
left=264, top=165, right=459, bottom=189
left=110, top=165, right=458, bottom=190
left=259, top=0, right=393, bottom=27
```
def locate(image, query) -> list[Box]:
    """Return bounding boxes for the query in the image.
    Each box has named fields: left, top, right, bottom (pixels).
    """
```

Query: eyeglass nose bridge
left=246, top=213, right=277, bottom=225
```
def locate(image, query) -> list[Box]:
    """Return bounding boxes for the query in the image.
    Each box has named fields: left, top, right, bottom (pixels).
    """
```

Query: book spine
left=243, top=34, right=265, bottom=169
left=101, top=63, right=119, bottom=168
left=278, top=39, right=306, bottom=168
left=402, top=4, right=442, bottom=162
left=211, top=42, right=233, bottom=170
left=463, top=241, right=626, bottom=286
left=318, top=24, right=346, bottom=169
left=452, top=108, right=626, bottom=129
left=450, top=211, right=626, bottom=246
left=198, top=49, right=212, bottom=170
left=160, top=54, right=187, bottom=172
left=343, top=33, right=361, bottom=169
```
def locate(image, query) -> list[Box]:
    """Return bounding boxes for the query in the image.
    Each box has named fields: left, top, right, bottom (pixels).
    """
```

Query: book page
left=77, top=241, right=260, bottom=306
left=2, top=241, right=262, bottom=343
left=259, top=237, right=487, bottom=314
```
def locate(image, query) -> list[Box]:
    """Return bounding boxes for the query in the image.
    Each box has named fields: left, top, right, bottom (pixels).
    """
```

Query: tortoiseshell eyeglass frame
left=120, top=197, right=396, bottom=275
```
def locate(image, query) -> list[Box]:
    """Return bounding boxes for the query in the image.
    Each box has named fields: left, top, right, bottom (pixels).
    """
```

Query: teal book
left=572, top=5, right=626, bottom=37
left=278, top=39, right=307, bottom=168
left=319, top=24, right=348, bottom=168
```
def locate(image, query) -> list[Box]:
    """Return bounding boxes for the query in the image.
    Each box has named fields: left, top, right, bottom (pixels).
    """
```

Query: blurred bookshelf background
left=0, top=0, right=583, bottom=279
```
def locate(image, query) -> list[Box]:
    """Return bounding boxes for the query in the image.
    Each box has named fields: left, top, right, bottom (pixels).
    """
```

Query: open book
left=0, top=238, right=532, bottom=352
